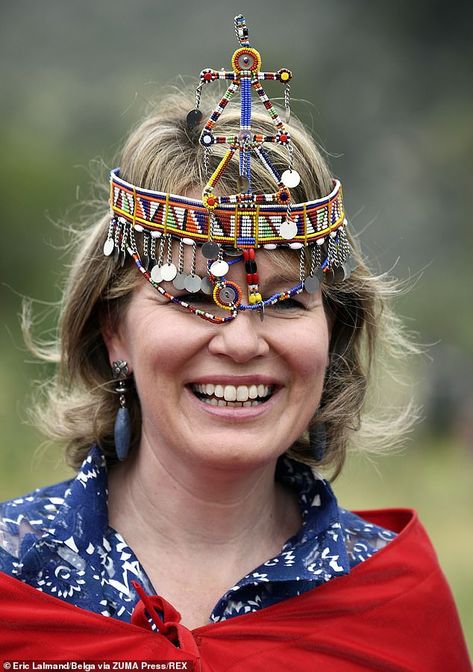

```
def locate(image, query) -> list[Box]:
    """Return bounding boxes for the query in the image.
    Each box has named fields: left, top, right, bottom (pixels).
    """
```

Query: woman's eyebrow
left=260, top=273, right=301, bottom=293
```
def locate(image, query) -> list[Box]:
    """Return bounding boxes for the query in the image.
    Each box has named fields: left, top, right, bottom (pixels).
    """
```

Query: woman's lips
left=185, top=383, right=282, bottom=418
left=190, top=382, right=273, bottom=404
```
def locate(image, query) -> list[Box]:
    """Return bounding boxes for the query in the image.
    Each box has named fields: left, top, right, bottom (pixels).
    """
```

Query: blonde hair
left=25, top=89, right=418, bottom=478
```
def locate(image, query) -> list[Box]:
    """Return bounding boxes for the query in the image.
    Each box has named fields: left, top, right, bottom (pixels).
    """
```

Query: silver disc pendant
left=332, top=267, right=344, bottom=283
left=280, top=220, right=298, bottom=240
left=201, top=276, right=214, bottom=295
left=186, top=108, right=203, bottom=130
left=210, top=260, right=229, bottom=277
left=161, top=263, right=177, bottom=282
left=202, top=241, right=220, bottom=260
left=103, top=238, right=114, bottom=256
left=225, top=247, right=243, bottom=257
left=219, top=285, right=237, bottom=304
left=185, top=274, right=202, bottom=293
left=304, top=275, right=321, bottom=294
left=172, top=272, right=187, bottom=290
left=150, top=265, right=163, bottom=283
left=281, top=169, right=301, bottom=188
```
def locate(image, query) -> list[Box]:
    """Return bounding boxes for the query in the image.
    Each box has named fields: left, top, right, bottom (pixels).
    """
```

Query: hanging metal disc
left=210, top=260, right=229, bottom=277
left=304, top=275, right=321, bottom=294
left=202, top=241, right=220, bottom=260
left=172, top=272, right=187, bottom=290
left=224, top=247, right=243, bottom=257
left=186, top=108, right=203, bottom=130
left=281, top=169, right=301, bottom=188
left=150, top=265, right=163, bottom=283
left=161, top=263, right=178, bottom=282
left=103, top=239, right=114, bottom=256
left=201, top=276, right=214, bottom=295
left=220, top=285, right=237, bottom=304
left=185, top=274, right=202, bottom=293
left=280, top=220, right=298, bottom=240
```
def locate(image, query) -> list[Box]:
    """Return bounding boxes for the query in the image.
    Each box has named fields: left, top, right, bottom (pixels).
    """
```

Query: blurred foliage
left=0, top=0, right=472, bottom=657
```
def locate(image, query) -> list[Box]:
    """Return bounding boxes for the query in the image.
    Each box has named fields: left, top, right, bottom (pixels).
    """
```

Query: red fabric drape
left=0, top=509, right=470, bottom=671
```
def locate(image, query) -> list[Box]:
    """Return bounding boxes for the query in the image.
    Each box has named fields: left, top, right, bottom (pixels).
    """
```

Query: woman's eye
left=176, top=292, right=213, bottom=305
left=270, top=298, right=307, bottom=311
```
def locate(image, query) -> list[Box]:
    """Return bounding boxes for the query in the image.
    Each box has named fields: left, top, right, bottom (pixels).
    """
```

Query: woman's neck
left=107, top=431, right=301, bottom=571
left=107, top=432, right=302, bottom=628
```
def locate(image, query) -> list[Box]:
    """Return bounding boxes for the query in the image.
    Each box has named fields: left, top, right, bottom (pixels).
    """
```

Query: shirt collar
left=17, top=445, right=349, bottom=597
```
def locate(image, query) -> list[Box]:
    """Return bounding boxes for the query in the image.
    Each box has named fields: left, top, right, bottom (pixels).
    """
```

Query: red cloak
left=0, top=509, right=470, bottom=671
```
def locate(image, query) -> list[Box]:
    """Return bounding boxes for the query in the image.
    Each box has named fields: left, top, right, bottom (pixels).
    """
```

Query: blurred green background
left=1, top=0, right=472, bottom=655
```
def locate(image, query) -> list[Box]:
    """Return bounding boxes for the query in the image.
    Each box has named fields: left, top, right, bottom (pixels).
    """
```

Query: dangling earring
left=112, top=360, right=131, bottom=461
left=309, top=423, right=326, bottom=462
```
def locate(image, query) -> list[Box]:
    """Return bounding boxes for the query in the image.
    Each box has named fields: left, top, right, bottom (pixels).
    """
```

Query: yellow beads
left=248, top=292, right=262, bottom=304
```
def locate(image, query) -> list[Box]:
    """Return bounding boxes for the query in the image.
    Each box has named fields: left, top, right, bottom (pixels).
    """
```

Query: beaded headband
left=104, top=14, right=352, bottom=323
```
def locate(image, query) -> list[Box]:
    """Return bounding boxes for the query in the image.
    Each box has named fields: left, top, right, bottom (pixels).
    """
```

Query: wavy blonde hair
left=25, top=89, right=418, bottom=478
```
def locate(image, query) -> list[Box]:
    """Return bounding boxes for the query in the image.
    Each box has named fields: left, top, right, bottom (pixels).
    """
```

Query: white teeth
left=223, top=385, right=237, bottom=402
left=192, top=383, right=274, bottom=406
left=236, top=385, right=249, bottom=402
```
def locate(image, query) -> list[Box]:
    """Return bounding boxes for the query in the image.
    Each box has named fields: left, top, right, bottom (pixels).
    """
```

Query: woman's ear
left=100, top=310, right=131, bottom=369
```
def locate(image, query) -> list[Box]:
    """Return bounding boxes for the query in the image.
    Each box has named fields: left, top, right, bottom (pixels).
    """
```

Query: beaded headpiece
left=104, top=15, right=352, bottom=323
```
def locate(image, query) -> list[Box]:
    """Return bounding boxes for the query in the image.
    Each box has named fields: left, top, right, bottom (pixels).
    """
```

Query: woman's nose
left=207, top=310, right=270, bottom=363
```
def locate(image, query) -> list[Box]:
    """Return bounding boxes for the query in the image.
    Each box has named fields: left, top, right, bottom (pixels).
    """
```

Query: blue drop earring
left=112, top=360, right=131, bottom=461
left=309, top=423, right=326, bottom=462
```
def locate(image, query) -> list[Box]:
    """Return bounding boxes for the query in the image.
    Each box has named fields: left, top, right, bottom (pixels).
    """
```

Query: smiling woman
left=0, top=14, right=470, bottom=670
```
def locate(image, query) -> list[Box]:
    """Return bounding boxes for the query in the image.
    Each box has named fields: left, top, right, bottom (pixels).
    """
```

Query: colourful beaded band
left=110, top=168, right=347, bottom=249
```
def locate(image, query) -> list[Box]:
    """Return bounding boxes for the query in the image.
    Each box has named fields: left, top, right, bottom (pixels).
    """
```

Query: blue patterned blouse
left=0, top=445, right=395, bottom=624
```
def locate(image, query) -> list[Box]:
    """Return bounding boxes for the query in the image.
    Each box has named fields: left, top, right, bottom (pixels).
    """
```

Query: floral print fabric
left=0, top=445, right=395, bottom=623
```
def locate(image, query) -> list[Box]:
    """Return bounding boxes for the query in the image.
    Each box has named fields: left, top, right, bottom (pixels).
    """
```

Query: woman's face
left=105, top=251, right=331, bottom=472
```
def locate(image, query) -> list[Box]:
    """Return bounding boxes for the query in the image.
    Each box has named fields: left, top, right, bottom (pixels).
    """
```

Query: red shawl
left=0, top=509, right=470, bottom=671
